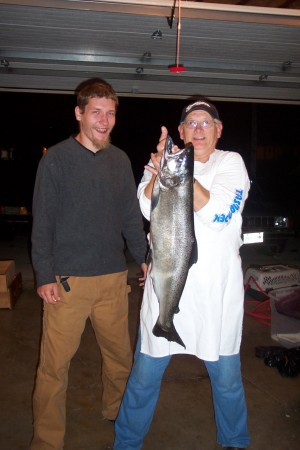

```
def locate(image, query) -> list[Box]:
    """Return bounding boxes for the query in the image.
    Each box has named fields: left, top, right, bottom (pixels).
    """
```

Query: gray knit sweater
left=31, top=136, right=147, bottom=287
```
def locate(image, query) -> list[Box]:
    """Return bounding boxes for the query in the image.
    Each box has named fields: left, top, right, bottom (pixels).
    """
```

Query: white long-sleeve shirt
left=137, top=149, right=250, bottom=361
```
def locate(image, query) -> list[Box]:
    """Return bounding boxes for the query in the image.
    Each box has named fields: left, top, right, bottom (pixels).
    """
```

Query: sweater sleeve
left=31, top=153, right=59, bottom=287
left=120, top=158, right=148, bottom=265
left=195, top=151, right=250, bottom=231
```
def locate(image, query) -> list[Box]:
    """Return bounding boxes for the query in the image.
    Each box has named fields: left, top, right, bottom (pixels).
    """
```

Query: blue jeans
left=114, top=334, right=250, bottom=450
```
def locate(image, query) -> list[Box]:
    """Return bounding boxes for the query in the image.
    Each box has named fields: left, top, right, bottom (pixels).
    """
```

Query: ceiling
left=0, top=0, right=300, bottom=103
left=192, top=0, right=299, bottom=8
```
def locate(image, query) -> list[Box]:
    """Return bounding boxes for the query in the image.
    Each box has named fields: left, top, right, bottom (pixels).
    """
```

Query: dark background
left=0, top=92, right=299, bottom=215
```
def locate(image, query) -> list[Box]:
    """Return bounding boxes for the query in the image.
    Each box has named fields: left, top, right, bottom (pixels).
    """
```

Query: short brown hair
left=76, top=77, right=119, bottom=111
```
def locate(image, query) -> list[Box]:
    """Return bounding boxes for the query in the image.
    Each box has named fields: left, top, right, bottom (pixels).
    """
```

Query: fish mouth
left=164, top=135, right=188, bottom=159
left=166, top=147, right=187, bottom=161
left=158, top=137, right=193, bottom=188
left=162, top=136, right=192, bottom=166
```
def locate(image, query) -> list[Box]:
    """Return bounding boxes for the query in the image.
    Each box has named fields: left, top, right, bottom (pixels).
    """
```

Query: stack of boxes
left=0, top=260, right=22, bottom=309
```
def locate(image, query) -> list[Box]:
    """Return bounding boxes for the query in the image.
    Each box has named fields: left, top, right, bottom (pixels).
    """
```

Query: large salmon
left=149, top=135, right=198, bottom=348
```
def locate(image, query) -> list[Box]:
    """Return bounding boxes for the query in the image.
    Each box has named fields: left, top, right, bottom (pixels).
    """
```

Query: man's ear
left=217, top=122, right=223, bottom=138
left=75, top=106, right=82, bottom=121
left=178, top=124, right=184, bottom=141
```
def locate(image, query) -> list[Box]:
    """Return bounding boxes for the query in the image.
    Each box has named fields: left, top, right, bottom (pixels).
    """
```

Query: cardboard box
left=0, top=260, right=16, bottom=291
left=0, top=272, right=22, bottom=309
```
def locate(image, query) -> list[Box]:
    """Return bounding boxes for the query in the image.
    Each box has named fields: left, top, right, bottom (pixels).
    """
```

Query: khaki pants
left=30, top=271, right=132, bottom=450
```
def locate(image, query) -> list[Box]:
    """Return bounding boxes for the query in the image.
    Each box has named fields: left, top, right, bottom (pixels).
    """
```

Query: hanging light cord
left=175, top=0, right=182, bottom=67
left=169, top=0, right=186, bottom=72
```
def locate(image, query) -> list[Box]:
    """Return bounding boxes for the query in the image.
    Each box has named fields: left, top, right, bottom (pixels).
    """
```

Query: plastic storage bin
left=244, top=264, right=300, bottom=293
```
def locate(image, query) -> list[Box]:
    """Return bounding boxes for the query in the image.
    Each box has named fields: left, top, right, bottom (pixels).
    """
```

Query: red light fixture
left=169, top=64, right=186, bottom=73
left=168, top=0, right=186, bottom=73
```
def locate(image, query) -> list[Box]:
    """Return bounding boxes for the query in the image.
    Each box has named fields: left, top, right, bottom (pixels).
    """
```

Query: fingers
left=144, top=152, right=162, bottom=174
left=144, top=164, right=158, bottom=176
left=48, top=295, right=60, bottom=304
left=156, top=126, right=168, bottom=154
left=138, top=263, right=148, bottom=287
left=37, top=283, right=61, bottom=304
left=150, top=152, right=162, bottom=170
left=159, top=126, right=168, bottom=141
left=43, top=295, right=58, bottom=304
left=42, top=295, right=57, bottom=305
left=145, top=126, right=168, bottom=176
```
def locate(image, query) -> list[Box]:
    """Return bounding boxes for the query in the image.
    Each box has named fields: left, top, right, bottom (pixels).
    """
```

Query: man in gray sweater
left=30, top=78, right=147, bottom=450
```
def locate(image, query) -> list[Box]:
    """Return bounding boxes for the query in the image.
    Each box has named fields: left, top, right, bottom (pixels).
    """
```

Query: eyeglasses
left=183, top=119, right=217, bottom=129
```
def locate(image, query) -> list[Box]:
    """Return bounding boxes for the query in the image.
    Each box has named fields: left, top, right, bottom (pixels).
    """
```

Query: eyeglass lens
left=184, top=120, right=213, bottom=129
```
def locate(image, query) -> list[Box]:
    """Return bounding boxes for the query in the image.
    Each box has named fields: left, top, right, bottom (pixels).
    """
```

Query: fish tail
left=152, top=321, right=186, bottom=349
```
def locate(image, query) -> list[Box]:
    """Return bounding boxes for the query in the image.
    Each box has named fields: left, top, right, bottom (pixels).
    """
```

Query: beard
left=93, top=135, right=111, bottom=151
left=75, top=124, right=113, bottom=153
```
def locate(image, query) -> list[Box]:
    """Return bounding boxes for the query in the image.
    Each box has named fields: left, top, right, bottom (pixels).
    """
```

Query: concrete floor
left=0, top=232, right=300, bottom=450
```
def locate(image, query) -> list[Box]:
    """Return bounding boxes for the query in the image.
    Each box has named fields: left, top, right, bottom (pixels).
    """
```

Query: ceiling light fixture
left=0, top=58, right=9, bottom=68
left=168, top=0, right=186, bottom=73
left=152, top=29, right=162, bottom=40
left=141, top=52, right=152, bottom=62
left=136, top=67, right=144, bottom=74
left=282, top=60, right=292, bottom=71
left=259, top=74, right=268, bottom=81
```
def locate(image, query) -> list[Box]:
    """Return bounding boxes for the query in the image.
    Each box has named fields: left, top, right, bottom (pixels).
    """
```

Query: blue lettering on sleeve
left=212, top=189, right=244, bottom=223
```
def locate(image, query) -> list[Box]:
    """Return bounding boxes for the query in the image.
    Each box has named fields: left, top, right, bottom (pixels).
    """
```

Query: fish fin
left=146, top=247, right=152, bottom=267
left=152, top=321, right=186, bottom=349
left=189, top=239, right=198, bottom=268
left=151, top=179, right=160, bottom=211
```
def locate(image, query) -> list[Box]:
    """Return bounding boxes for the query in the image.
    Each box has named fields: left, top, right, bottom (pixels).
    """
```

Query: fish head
left=159, top=135, right=194, bottom=189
